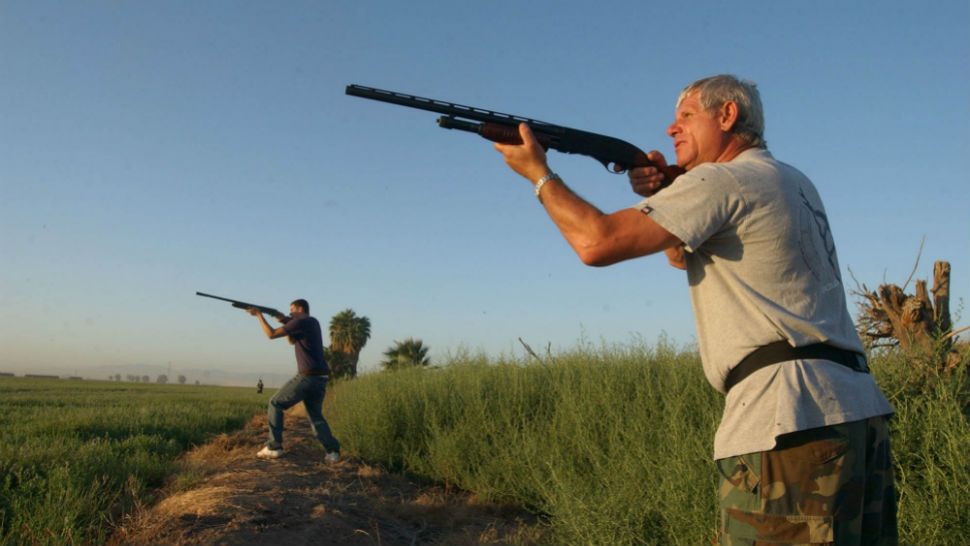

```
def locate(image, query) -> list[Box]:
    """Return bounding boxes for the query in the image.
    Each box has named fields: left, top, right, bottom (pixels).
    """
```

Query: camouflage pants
left=716, top=416, right=897, bottom=545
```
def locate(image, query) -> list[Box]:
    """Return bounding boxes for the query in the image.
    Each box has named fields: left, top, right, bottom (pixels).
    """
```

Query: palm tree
left=328, top=309, right=371, bottom=378
left=380, top=338, right=431, bottom=370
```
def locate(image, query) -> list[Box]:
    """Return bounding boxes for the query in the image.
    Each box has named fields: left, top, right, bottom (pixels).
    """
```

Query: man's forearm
left=248, top=308, right=288, bottom=339
left=255, top=313, right=275, bottom=339
left=495, top=123, right=680, bottom=267
left=537, top=177, right=610, bottom=256
left=539, top=176, right=682, bottom=266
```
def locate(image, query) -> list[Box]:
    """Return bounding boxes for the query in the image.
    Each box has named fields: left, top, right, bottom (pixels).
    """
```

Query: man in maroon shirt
left=249, top=298, right=340, bottom=462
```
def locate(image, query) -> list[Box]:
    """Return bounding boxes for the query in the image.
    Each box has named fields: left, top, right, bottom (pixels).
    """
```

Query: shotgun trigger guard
left=598, top=159, right=627, bottom=174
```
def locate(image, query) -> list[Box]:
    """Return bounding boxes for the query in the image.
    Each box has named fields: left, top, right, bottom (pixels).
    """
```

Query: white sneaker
left=324, top=451, right=340, bottom=463
left=256, top=446, right=284, bottom=459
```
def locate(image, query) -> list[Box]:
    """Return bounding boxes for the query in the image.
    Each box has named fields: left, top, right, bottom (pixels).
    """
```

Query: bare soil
left=111, top=409, right=544, bottom=546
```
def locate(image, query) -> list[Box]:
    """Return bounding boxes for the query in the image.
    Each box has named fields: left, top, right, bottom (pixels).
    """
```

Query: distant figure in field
left=248, top=299, right=340, bottom=463
left=493, top=74, right=897, bottom=544
left=256, top=377, right=264, bottom=394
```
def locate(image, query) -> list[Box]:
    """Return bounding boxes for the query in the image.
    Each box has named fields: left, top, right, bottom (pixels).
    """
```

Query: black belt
left=725, top=340, right=868, bottom=393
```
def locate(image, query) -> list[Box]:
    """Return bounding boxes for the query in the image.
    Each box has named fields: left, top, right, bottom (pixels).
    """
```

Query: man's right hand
left=665, top=245, right=687, bottom=270
left=628, top=151, right=671, bottom=197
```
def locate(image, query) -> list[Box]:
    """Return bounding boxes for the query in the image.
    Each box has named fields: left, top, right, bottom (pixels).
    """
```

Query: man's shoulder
left=715, top=148, right=775, bottom=172
left=682, top=149, right=771, bottom=181
left=671, top=161, right=742, bottom=196
left=300, top=314, right=321, bottom=326
left=699, top=148, right=807, bottom=190
left=285, top=313, right=321, bottom=331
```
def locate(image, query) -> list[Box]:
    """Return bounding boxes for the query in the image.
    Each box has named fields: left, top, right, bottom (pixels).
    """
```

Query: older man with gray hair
left=494, top=74, right=897, bottom=545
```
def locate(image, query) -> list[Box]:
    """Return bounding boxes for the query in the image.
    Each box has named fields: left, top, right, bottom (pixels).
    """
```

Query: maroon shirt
left=282, top=312, right=328, bottom=375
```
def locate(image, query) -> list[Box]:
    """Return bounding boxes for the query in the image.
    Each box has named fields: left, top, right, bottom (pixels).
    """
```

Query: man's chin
left=673, top=152, right=691, bottom=170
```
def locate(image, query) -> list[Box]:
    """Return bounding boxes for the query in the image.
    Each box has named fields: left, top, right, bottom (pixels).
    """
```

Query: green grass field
left=0, top=378, right=264, bottom=545
left=326, top=339, right=970, bottom=545
left=2, top=341, right=968, bottom=545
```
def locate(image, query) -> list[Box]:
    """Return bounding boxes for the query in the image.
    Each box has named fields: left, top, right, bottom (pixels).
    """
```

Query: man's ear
left=718, top=101, right=739, bottom=132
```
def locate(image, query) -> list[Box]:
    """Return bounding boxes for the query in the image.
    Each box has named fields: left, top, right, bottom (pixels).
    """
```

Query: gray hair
left=678, top=75, right=767, bottom=149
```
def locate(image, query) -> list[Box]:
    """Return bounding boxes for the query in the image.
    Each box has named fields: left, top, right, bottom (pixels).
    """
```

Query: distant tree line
left=98, top=306, right=432, bottom=384
left=114, top=374, right=193, bottom=384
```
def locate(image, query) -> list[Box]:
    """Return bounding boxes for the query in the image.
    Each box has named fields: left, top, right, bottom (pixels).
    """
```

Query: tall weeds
left=329, top=338, right=721, bottom=544
left=873, top=350, right=970, bottom=545
left=328, top=339, right=970, bottom=545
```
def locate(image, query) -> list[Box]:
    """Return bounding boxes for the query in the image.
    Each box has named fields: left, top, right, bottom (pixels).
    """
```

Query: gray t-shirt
left=638, top=148, right=892, bottom=459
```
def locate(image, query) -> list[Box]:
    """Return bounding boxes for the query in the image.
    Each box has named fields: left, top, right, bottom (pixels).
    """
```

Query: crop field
left=0, top=378, right=264, bottom=545
left=2, top=340, right=968, bottom=545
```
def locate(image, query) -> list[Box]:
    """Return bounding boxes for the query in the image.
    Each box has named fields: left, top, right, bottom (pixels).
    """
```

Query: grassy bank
left=3, top=344, right=965, bottom=545
left=327, top=340, right=970, bottom=545
left=0, top=378, right=264, bottom=545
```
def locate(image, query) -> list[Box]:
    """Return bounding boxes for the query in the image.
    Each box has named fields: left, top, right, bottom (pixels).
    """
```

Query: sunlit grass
left=2, top=342, right=966, bottom=545
left=0, top=378, right=264, bottom=545
left=328, top=339, right=970, bottom=545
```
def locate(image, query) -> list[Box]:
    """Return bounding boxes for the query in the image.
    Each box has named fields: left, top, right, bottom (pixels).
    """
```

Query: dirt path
left=111, top=411, right=543, bottom=546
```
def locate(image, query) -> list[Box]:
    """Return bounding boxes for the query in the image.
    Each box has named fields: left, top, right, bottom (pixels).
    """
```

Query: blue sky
left=1, top=1, right=967, bottom=378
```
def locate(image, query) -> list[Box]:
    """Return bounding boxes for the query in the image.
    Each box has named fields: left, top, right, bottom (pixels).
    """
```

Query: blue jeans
left=266, top=374, right=340, bottom=453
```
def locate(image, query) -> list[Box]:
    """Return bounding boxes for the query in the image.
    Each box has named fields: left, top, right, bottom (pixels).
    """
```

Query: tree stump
left=855, top=260, right=958, bottom=368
